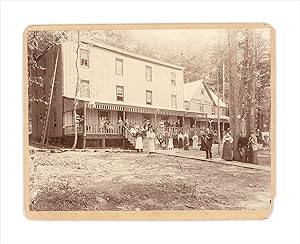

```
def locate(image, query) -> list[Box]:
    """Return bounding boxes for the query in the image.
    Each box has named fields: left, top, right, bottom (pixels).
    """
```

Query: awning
left=185, top=111, right=207, bottom=119
left=207, top=114, right=230, bottom=122
left=83, top=100, right=209, bottom=118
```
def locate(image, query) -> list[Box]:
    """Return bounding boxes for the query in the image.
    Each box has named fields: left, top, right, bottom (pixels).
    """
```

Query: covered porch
left=62, top=98, right=210, bottom=148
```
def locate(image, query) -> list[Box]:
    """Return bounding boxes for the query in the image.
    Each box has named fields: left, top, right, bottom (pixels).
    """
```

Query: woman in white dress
left=168, top=136, right=174, bottom=150
left=147, top=128, right=156, bottom=154
left=192, top=133, right=199, bottom=149
left=135, top=131, right=143, bottom=153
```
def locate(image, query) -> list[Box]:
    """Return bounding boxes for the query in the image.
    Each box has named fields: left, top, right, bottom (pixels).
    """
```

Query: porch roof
left=84, top=100, right=207, bottom=118
left=207, top=114, right=230, bottom=121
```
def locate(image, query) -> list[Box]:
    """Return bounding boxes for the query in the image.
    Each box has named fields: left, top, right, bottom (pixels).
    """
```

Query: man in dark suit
left=204, top=128, right=213, bottom=159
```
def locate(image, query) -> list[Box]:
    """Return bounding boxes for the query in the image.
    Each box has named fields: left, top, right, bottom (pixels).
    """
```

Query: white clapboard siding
left=62, top=41, right=185, bottom=110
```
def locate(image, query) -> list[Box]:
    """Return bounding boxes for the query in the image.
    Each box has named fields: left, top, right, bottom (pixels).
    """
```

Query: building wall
left=62, top=42, right=184, bottom=110
left=31, top=45, right=63, bottom=140
left=187, top=83, right=213, bottom=114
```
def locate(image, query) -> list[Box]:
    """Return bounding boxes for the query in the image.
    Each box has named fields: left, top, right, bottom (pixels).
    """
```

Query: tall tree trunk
left=246, top=30, right=257, bottom=134
left=228, top=29, right=241, bottom=160
left=72, top=31, right=80, bottom=149
left=240, top=30, right=249, bottom=134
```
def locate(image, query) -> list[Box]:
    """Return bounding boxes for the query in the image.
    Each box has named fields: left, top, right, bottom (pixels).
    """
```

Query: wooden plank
left=41, top=48, right=60, bottom=144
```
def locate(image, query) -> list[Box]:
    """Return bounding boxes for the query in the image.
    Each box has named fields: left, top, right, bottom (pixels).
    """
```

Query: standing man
left=237, top=132, right=248, bottom=162
left=204, top=128, right=213, bottom=159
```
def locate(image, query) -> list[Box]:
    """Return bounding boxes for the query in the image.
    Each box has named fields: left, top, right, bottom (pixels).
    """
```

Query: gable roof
left=80, top=38, right=185, bottom=71
left=205, top=86, right=228, bottom=108
left=184, top=79, right=228, bottom=108
left=183, top=79, right=204, bottom=101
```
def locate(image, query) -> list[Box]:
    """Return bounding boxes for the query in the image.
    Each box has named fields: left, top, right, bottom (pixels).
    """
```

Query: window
left=80, top=49, right=89, bottom=68
left=146, top=90, right=152, bottom=105
left=199, top=104, right=204, bottom=112
left=116, top=58, right=123, bottom=75
left=116, top=85, right=124, bottom=101
left=53, top=109, right=57, bottom=128
left=171, top=94, right=177, bottom=108
left=145, top=66, right=152, bottom=82
left=201, top=88, right=205, bottom=95
left=184, top=101, right=190, bottom=110
left=171, top=72, right=176, bottom=86
left=80, top=80, right=90, bottom=98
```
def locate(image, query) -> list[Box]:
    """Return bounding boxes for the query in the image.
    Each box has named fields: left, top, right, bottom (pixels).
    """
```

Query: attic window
left=80, top=49, right=89, bottom=68
left=201, top=88, right=205, bottom=95
left=184, top=101, right=190, bottom=110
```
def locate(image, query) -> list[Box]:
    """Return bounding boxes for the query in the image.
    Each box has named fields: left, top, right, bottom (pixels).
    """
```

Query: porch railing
left=86, top=124, right=123, bottom=134
left=156, top=126, right=206, bottom=137
left=64, top=125, right=206, bottom=137
left=63, top=124, right=123, bottom=135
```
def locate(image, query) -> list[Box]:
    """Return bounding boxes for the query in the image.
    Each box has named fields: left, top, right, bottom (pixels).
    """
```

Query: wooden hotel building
left=30, top=39, right=229, bottom=148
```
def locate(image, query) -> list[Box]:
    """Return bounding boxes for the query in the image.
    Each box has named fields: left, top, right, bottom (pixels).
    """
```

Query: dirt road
left=29, top=148, right=271, bottom=211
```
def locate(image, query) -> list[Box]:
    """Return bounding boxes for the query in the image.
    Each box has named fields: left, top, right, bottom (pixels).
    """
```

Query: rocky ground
left=28, top=145, right=272, bottom=212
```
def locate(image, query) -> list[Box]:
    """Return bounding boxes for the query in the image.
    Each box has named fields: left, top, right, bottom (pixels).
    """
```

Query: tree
left=27, top=31, right=66, bottom=104
left=72, top=31, right=81, bottom=149
left=228, top=29, right=242, bottom=160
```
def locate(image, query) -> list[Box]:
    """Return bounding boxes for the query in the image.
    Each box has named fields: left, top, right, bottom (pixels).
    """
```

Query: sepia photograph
left=24, top=24, right=275, bottom=219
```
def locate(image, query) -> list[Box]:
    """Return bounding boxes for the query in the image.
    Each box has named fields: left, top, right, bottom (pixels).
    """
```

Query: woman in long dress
left=164, top=132, right=170, bottom=150
left=222, top=131, right=233, bottom=161
left=183, top=132, right=189, bottom=150
left=147, top=128, right=156, bottom=154
left=248, top=132, right=258, bottom=164
left=192, top=133, right=199, bottom=150
left=177, top=131, right=184, bottom=149
left=199, top=131, right=207, bottom=151
left=168, top=136, right=174, bottom=150
left=135, top=131, right=143, bottom=153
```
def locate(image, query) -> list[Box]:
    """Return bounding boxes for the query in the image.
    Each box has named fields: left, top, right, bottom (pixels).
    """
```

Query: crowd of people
left=158, top=118, right=182, bottom=128
left=130, top=123, right=265, bottom=165
left=97, top=116, right=267, bottom=165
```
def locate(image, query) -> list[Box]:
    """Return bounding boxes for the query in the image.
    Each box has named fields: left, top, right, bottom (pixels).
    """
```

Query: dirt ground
left=29, top=147, right=271, bottom=211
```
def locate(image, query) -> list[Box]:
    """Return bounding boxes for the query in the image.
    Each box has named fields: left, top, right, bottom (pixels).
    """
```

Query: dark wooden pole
left=83, top=102, right=87, bottom=149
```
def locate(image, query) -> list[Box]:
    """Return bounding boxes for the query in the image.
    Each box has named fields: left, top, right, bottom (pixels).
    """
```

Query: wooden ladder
left=41, top=48, right=60, bottom=144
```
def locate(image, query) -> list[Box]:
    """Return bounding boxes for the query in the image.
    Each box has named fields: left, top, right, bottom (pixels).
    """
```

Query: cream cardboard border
left=23, top=23, right=275, bottom=220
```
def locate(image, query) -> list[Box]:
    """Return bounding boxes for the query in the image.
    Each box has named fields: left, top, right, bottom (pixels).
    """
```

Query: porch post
left=83, top=102, right=87, bottom=149
left=154, top=113, right=157, bottom=127
left=205, top=114, right=208, bottom=128
left=123, top=110, right=126, bottom=121
left=102, top=138, right=106, bottom=148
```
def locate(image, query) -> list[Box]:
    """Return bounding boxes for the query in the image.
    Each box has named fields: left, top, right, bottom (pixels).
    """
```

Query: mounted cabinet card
left=24, top=24, right=275, bottom=220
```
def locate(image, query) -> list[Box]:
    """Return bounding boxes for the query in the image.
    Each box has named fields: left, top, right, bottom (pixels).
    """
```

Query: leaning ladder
left=40, top=48, right=60, bottom=144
